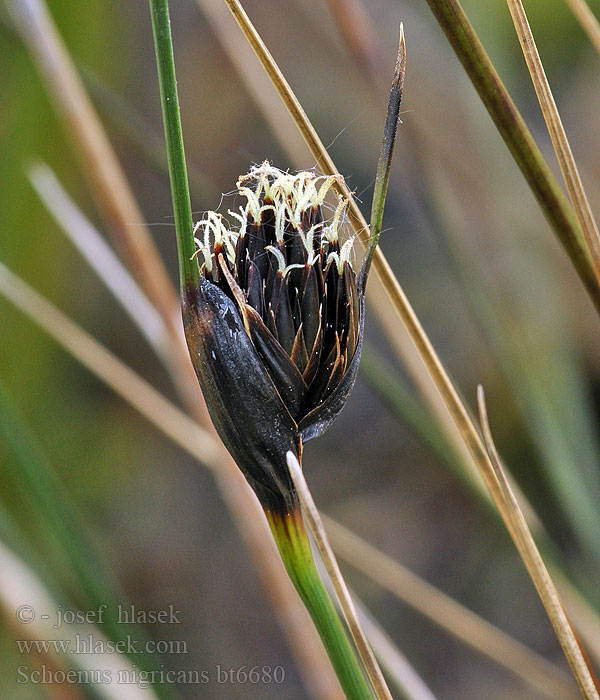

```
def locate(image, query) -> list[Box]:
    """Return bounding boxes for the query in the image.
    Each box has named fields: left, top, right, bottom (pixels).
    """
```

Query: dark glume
left=201, top=201, right=359, bottom=415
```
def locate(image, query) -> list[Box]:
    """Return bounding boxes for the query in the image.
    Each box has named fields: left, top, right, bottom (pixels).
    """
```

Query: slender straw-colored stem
left=287, top=453, right=393, bottom=700
left=563, top=0, right=600, bottom=55
left=221, top=2, right=599, bottom=689
left=322, top=0, right=383, bottom=81
left=477, top=388, right=600, bottom=700
left=0, top=261, right=222, bottom=469
left=6, top=0, right=182, bottom=331
left=266, top=507, right=374, bottom=700
left=423, top=0, right=600, bottom=312
left=5, top=0, right=204, bottom=412
left=353, top=599, right=439, bottom=700
left=149, top=0, right=198, bottom=291
left=504, top=0, right=600, bottom=286
left=324, top=517, right=577, bottom=700
left=0, top=539, right=158, bottom=700
left=27, top=162, right=171, bottom=362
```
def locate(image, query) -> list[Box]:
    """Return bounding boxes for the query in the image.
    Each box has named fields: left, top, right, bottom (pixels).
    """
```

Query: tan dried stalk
left=6, top=0, right=201, bottom=410
left=324, top=517, right=578, bottom=700
left=353, top=601, right=438, bottom=700
left=222, top=1, right=599, bottom=692
left=477, top=387, right=599, bottom=700
left=0, top=540, right=157, bottom=700
left=287, top=453, right=393, bottom=700
left=563, top=0, right=600, bottom=55
left=505, top=0, right=600, bottom=285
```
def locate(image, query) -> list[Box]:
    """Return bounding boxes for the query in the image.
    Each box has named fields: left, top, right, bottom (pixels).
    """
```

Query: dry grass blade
left=221, top=4, right=600, bottom=686
left=477, top=386, right=600, bottom=700
left=353, top=599, right=439, bottom=700
left=322, top=0, right=383, bottom=82
left=27, top=162, right=171, bottom=363
left=5, top=0, right=207, bottom=412
left=194, top=0, right=308, bottom=165
left=6, top=0, right=179, bottom=330
left=553, top=571, right=600, bottom=666
left=324, top=516, right=578, bottom=700
left=286, top=452, right=393, bottom=700
left=563, top=0, right=600, bottom=55
left=505, top=0, right=600, bottom=284
left=0, top=260, right=222, bottom=470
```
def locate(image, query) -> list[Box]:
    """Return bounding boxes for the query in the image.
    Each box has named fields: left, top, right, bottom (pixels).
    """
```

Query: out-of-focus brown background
left=2, top=0, right=600, bottom=698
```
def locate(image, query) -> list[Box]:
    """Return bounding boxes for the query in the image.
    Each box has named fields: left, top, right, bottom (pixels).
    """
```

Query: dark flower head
left=183, top=163, right=366, bottom=512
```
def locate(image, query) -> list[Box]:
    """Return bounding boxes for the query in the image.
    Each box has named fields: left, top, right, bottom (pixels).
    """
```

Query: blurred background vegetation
left=1, top=0, right=599, bottom=698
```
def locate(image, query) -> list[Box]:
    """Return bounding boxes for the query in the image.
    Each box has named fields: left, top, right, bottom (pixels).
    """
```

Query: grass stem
left=477, top=387, right=600, bottom=700
left=149, top=0, right=198, bottom=291
left=266, top=505, right=374, bottom=700
left=563, top=0, right=600, bottom=55
left=504, top=0, right=600, bottom=287
left=424, top=0, right=600, bottom=312
left=287, top=453, right=393, bottom=700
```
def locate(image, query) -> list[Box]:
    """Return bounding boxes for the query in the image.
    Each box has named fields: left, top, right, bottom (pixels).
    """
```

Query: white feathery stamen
left=195, top=165, right=356, bottom=278
left=192, top=221, right=213, bottom=272
left=339, top=236, right=355, bottom=271
left=275, top=200, right=286, bottom=242
left=238, top=186, right=261, bottom=222
left=283, top=262, right=306, bottom=276
left=332, top=196, right=347, bottom=235
left=265, top=245, right=286, bottom=273
left=228, top=207, right=248, bottom=238
left=326, top=251, right=340, bottom=274
left=323, top=196, right=348, bottom=243
left=315, top=175, right=340, bottom=205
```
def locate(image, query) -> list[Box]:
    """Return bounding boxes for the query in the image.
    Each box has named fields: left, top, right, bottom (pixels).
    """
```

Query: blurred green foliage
left=1, top=0, right=599, bottom=698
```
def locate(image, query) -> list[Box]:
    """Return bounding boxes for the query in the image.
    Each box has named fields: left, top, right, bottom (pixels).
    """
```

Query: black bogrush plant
left=183, top=164, right=364, bottom=513
left=150, top=0, right=404, bottom=695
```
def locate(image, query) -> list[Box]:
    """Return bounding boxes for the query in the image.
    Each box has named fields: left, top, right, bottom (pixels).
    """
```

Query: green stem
left=266, top=508, right=373, bottom=700
left=424, top=0, right=600, bottom=314
left=360, top=26, right=405, bottom=291
left=149, top=0, right=198, bottom=292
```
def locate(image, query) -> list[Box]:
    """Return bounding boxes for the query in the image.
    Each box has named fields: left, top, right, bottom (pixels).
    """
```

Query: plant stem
left=266, top=508, right=374, bottom=700
left=424, top=0, right=600, bottom=314
left=360, top=24, right=405, bottom=290
left=149, top=0, right=198, bottom=291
